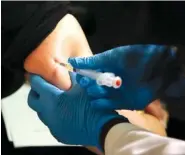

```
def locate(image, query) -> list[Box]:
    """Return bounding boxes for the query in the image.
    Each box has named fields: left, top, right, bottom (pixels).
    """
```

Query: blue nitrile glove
left=27, top=74, right=125, bottom=149
left=69, top=45, right=176, bottom=110
left=165, top=74, right=185, bottom=98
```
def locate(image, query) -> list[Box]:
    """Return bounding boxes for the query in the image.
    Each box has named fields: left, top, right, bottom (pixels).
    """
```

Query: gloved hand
left=69, top=45, right=175, bottom=110
left=28, top=74, right=125, bottom=150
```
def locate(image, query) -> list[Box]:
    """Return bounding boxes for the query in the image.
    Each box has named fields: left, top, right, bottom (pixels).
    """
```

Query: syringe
left=60, top=62, right=122, bottom=89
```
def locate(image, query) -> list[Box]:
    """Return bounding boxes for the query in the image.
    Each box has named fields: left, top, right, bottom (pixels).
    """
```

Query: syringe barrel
left=75, top=69, right=122, bottom=89
left=75, top=69, right=102, bottom=80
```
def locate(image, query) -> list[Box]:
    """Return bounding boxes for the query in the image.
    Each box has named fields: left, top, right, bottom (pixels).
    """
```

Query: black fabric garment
left=2, top=1, right=94, bottom=98
left=1, top=2, right=96, bottom=155
left=2, top=1, right=185, bottom=98
left=167, top=117, right=185, bottom=140
left=1, top=2, right=185, bottom=155
left=2, top=2, right=66, bottom=97
left=84, top=2, right=185, bottom=53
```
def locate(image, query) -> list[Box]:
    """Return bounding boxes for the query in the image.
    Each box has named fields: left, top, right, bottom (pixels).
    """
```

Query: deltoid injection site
left=60, top=62, right=122, bottom=89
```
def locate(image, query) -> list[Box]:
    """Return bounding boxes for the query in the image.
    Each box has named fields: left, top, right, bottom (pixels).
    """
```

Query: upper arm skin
left=24, top=14, right=92, bottom=90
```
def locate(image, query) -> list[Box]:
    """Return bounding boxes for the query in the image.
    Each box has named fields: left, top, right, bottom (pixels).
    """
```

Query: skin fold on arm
left=24, top=14, right=168, bottom=155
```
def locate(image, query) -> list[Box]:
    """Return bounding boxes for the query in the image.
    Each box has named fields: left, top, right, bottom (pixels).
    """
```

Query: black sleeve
left=1, top=2, right=95, bottom=98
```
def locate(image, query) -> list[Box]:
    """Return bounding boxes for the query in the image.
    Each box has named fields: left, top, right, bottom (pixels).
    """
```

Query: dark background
left=2, top=1, right=185, bottom=155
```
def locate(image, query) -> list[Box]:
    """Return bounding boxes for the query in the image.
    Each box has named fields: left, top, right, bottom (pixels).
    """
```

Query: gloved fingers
left=87, top=85, right=109, bottom=98
left=76, top=69, right=104, bottom=88
left=78, top=76, right=96, bottom=88
left=76, top=74, right=95, bottom=88
left=28, top=89, right=41, bottom=112
left=29, top=74, right=62, bottom=99
left=76, top=74, right=83, bottom=84
left=144, top=100, right=166, bottom=121
left=91, top=99, right=121, bottom=110
left=37, top=113, right=47, bottom=126
left=68, top=51, right=112, bottom=70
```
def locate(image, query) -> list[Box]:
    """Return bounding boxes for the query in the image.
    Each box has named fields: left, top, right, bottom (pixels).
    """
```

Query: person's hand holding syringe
left=60, top=62, right=122, bottom=89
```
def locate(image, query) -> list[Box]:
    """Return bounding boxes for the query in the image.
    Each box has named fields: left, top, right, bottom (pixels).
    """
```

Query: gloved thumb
left=68, top=52, right=110, bottom=70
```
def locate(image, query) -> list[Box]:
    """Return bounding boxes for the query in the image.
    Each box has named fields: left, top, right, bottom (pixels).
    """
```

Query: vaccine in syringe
left=60, top=62, right=122, bottom=89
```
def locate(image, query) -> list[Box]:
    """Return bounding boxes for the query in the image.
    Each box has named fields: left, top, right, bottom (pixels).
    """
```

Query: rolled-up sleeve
left=2, top=2, right=93, bottom=69
left=2, top=1, right=94, bottom=98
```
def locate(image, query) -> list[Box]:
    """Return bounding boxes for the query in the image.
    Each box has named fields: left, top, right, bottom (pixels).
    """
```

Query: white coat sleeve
left=104, top=123, right=185, bottom=155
